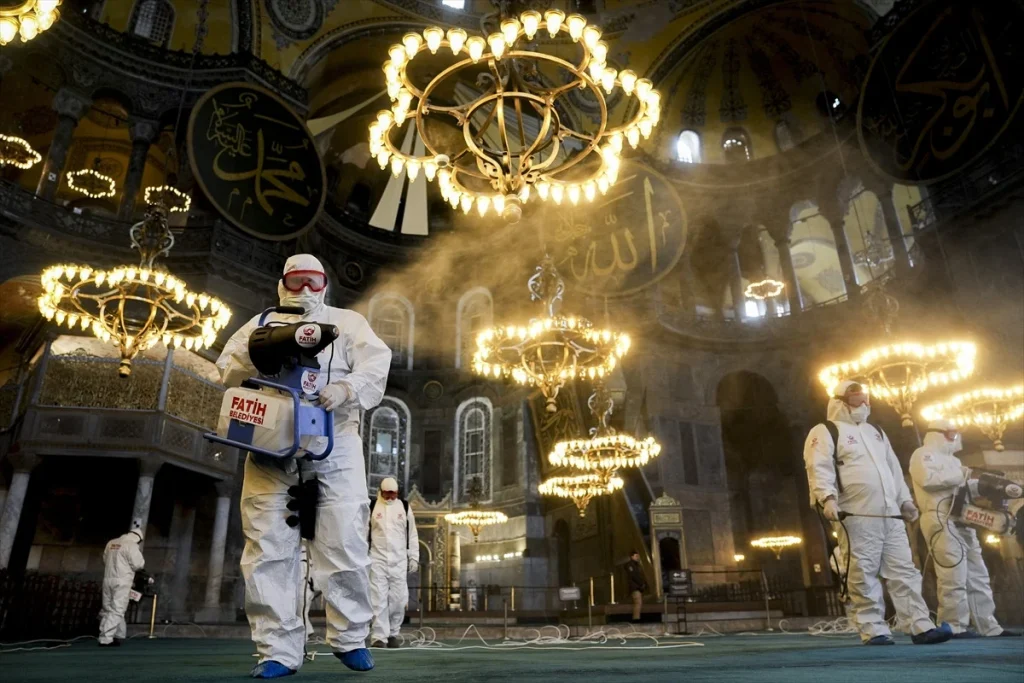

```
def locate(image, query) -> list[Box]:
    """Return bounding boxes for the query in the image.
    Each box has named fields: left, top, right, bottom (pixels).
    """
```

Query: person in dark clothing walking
left=626, top=550, right=647, bottom=621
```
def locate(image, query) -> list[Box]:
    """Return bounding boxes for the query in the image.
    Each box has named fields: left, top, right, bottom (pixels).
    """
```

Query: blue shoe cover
left=251, top=660, right=296, bottom=678
left=912, top=622, right=952, bottom=645
left=336, top=648, right=375, bottom=671
left=865, top=635, right=895, bottom=645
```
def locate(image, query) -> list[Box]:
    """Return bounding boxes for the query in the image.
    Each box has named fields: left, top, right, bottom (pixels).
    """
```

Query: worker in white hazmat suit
left=909, top=420, right=1019, bottom=638
left=98, top=528, right=145, bottom=646
left=804, top=380, right=951, bottom=645
left=217, top=254, right=391, bottom=678
left=368, top=477, right=419, bottom=648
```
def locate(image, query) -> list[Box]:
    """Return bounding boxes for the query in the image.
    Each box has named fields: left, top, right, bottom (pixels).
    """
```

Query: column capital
left=8, top=450, right=40, bottom=473
left=128, top=118, right=160, bottom=144
left=51, top=88, right=92, bottom=121
left=137, top=457, right=164, bottom=478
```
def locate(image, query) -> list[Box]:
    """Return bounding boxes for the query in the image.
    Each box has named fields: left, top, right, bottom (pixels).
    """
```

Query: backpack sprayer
left=205, top=306, right=339, bottom=461
left=949, top=469, right=1023, bottom=539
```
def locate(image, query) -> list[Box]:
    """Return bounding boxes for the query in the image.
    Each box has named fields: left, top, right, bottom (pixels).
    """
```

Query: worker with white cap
left=367, top=477, right=418, bottom=648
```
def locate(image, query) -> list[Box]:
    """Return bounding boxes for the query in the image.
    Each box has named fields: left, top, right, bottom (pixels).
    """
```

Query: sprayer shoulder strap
left=821, top=420, right=843, bottom=495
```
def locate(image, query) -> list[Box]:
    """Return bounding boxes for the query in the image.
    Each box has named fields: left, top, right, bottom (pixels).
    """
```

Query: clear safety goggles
left=282, top=270, right=327, bottom=293
left=927, top=428, right=960, bottom=442
left=381, top=489, right=398, bottom=500
left=837, top=382, right=870, bottom=407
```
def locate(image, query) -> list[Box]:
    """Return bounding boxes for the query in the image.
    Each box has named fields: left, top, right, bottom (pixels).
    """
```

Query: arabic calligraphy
left=543, top=162, right=687, bottom=296
left=858, top=3, right=1024, bottom=183
left=188, top=82, right=326, bottom=241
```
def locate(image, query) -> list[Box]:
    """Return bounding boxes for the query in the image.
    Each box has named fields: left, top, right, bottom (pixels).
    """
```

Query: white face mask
left=849, top=403, right=870, bottom=423
left=280, top=289, right=322, bottom=313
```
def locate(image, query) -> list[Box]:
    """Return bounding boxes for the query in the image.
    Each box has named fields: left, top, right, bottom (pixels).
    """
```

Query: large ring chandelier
left=473, top=255, right=629, bottom=412
left=750, top=535, right=802, bottom=560
left=921, top=384, right=1024, bottom=452
left=37, top=201, right=232, bottom=377
left=368, top=9, right=662, bottom=222
left=819, top=341, right=976, bottom=427
left=0, top=0, right=60, bottom=46
left=444, top=509, right=509, bottom=543
left=548, top=383, right=661, bottom=472
left=0, top=134, right=41, bottom=168
left=539, top=472, right=623, bottom=517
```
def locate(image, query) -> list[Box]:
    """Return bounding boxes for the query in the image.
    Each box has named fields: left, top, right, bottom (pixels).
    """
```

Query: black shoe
left=386, top=636, right=400, bottom=649
left=952, top=631, right=983, bottom=639
left=912, top=623, right=953, bottom=645
left=371, top=641, right=387, bottom=648
left=998, top=630, right=1021, bottom=637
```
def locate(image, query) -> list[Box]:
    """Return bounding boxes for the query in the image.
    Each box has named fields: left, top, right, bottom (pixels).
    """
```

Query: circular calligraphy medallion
left=858, top=1, right=1024, bottom=184
left=187, top=82, right=325, bottom=241
left=541, top=161, right=687, bottom=297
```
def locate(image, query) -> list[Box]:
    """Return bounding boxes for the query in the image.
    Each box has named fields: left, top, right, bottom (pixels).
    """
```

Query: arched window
left=455, top=288, right=493, bottom=370
left=130, top=0, right=174, bottom=46
left=774, top=120, right=795, bottom=152
left=369, top=293, right=414, bottom=370
left=675, top=130, right=702, bottom=163
left=722, top=128, right=751, bottom=162
left=455, top=398, right=493, bottom=503
left=363, top=397, right=410, bottom=492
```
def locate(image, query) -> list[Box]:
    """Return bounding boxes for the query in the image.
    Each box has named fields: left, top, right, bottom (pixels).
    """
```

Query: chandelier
left=144, top=185, right=191, bottom=213
left=0, top=133, right=41, bottom=169
left=444, top=509, right=509, bottom=543
left=37, top=201, right=232, bottom=377
left=744, top=279, right=784, bottom=300
left=473, top=255, right=629, bottom=412
left=368, top=9, right=662, bottom=222
left=548, top=383, right=660, bottom=472
left=921, top=384, right=1024, bottom=452
left=750, top=535, right=802, bottom=560
left=67, top=167, right=116, bottom=199
left=0, top=0, right=60, bottom=46
left=539, top=471, right=623, bottom=517
left=819, top=341, right=976, bottom=427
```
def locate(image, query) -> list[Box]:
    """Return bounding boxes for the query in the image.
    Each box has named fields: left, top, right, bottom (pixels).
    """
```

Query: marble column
left=727, top=247, right=746, bottom=321
left=879, top=192, right=913, bottom=276
left=0, top=451, right=40, bottom=569
left=118, top=119, right=160, bottom=221
left=448, top=531, right=461, bottom=610
left=202, top=480, right=233, bottom=610
left=131, top=458, right=163, bottom=541
left=36, top=88, right=92, bottom=200
left=773, top=235, right=804, bottom=315
left=819, top=203, right=860, bottom=301
left=167, top=501, right=197, bottom=619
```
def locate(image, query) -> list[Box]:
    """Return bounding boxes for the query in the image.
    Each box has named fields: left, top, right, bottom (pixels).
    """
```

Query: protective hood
left=379, top=476, right=399, bottom=505
left=826, top=379, right=870, bottom=424
left=924, top=419, right=961, bottom=455
left=278, top=254, right=327, bottom=317
left=129, top=528, right=144, bottom=543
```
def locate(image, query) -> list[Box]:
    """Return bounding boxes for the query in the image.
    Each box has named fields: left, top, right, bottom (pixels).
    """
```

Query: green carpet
left=3, top=634, right=1022, bottom=682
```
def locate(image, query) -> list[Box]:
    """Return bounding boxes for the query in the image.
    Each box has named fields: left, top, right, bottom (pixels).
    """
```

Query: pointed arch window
left=455, top=398, right=493, bottom=503
left=363, top=397, right=411, bottom=492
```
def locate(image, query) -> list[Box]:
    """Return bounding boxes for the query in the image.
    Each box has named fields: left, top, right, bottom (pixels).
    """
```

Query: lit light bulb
left=493, top=194, right=506, bottom=215
left=488, top=33, right=506, bottom=59
left=424, top=161, right=438, bottom=181
left=406, top=160, right=421, bottom=181
left=390, top=157, right=405, bottom=177
left=589, top=60, right=605, bottom=81
left=521, top=10, right=541, bottom=38
left=567, top=14, right=586, bottom=42
left=501, top=18, right=519, bottom=46
left=619, top=69, right=637, bottom=95
left=424, top=26, right=444, bottom=53
left=582, top=25, right=602, bottom=49
left=567, top=184, right=581, bottom=205
left=403, top=32, right=423, bottom=60
left=537, top=181, right=550, bottom=200
left=635, top=78, right=653, bottom=100
left=597, top=176, right=610, bottom=195
left=545, top=9, right=565, bottom=37
left=601, top=68, right=617, bottom=93
left=389, top=44, right=407, bottom=67
left=467, top=36, right=486, bottom=62
left=626, top=127, right=641, bottom=148
left=476, top=195, right=491, bottom=216
left=551, top=184, right=564, bottom=205
left=583, top=181, right=596, bottom=201
left=461, top=195, right=473, bottom=214
left=447, top=28, right=467, bottom=55
left=592, top=41, right=608, bottom=64
left=645, top=90, right=662, bottom=111
left=0, top=18, right=16, bottom=45
left=376, top=152, right=389, bottom=169
left=377, top=110, right=394, bottom=127
left=639, top=119, right=653, bottom=138
left=20, top=14, right=38, bottom=41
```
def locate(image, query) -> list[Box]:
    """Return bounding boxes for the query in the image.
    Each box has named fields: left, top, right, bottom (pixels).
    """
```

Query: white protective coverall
left=909, top=424, right=1004, bottom=636
left=804, top=389, right=936, bottom=641
left=98, top=530, right=144, bottom=644
left=368, top=482, right=419, bottom=644
left=217, top=254, right=391, bottom=670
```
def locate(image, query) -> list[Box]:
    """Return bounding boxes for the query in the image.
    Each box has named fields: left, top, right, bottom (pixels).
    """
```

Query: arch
left=789, top=200, right=848, bottom=305
left=721, top=127, right=751, bottom=162
left=455, top=287, right=493, bottom=370
left=363, top=396, right=412, bottom=492
left=659, top=537, right=682, bottom=574
left=842, top=183, right=894, bottom=286
left=129, top=0, right=175, bottom=47
left=675, top=130, right=702, bottom=163
left=454, top=396, right=493, bottom=504
left=368, top=292, right=414, bottom=370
